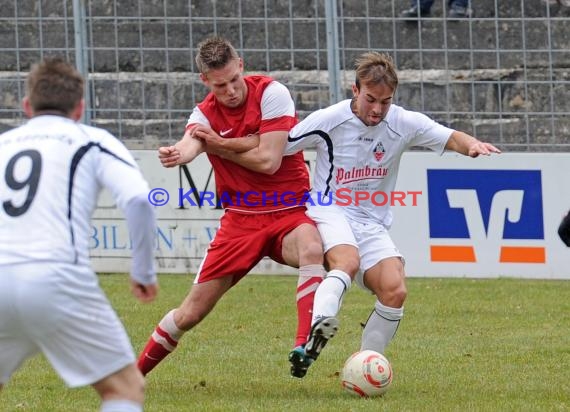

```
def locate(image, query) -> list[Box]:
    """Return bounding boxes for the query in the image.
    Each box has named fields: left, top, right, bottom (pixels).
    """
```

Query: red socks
left=295, top=265, right=326, bottom=347
left=137, top=310, right=183, bottom=375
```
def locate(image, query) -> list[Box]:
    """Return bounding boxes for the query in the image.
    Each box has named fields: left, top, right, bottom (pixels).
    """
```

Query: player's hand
left=160, top=129, right=206, bottom=166
left=130, top=279, right=159, bottom=303
left=468, top=142, right=501, bottom=158
left=158, top=145, right=181, bottom=168
left=192, top=125, right=226, bottom=151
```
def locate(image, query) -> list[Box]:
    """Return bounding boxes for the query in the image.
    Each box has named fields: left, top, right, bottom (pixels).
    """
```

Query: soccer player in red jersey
left=137, top=36, right=328, bottom=379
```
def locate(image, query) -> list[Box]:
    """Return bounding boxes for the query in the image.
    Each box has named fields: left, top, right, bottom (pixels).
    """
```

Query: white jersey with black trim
left=0, top=115, right=151, bottom=269
left=286, top=100, right=453, bottom=228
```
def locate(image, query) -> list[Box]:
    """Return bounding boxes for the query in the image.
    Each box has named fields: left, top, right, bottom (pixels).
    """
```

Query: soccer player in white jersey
left=283, top=51, right=501, bottom=373
left=0, top=57, right=158, bottom=412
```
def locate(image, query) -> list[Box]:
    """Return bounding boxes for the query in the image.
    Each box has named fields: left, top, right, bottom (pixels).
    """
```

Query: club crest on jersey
left=373, top=142, right=385, bottom=161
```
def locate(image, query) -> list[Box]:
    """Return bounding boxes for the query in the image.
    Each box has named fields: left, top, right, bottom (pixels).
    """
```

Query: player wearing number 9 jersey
left=0, top=57, right=157, bottom=412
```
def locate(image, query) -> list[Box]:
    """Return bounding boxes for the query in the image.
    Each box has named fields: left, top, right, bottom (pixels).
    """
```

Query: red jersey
left=188, top=75, right=310, bottom=212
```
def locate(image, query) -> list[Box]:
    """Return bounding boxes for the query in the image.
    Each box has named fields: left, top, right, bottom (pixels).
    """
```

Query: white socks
left=100, top=400, right=142, bottom=412
left=361, top=300, right=404, bottom=354
left=311, top=269, right=352, bottom=325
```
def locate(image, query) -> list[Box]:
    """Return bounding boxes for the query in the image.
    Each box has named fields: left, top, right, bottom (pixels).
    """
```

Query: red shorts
left=195, top=207, right=316, bottom=285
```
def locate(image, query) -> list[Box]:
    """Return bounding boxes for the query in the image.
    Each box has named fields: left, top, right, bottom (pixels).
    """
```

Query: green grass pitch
left=2, top=274, right=569, bottom=411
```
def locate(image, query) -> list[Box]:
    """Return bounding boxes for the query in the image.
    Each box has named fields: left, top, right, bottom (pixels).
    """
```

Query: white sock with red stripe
left=295, top=264, right=326, bottom=347
left=137, top=309, right=185, bottom=376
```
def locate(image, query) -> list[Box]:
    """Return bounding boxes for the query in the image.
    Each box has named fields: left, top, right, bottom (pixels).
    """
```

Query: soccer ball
left=341, top=350, right=393, bottom=397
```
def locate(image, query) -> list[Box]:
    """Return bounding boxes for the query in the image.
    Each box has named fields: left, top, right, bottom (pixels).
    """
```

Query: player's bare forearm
left=210, top=133, right=258, bottom=153
left=176, top=133, right=205, bottom=163
left=218, top=130, right=287, bottom=174
left=445, top=131, right=501, bottom=157
left=193, top=126, right=260, bottom=153
left=220, top=147, right=270, bottom=172
left=158, top=130, right=205, bottom=168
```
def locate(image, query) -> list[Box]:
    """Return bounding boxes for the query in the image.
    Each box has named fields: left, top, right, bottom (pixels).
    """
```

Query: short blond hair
left=354, top=52, right=398, bottom=91
left=195, top=36, right=239, bottom=74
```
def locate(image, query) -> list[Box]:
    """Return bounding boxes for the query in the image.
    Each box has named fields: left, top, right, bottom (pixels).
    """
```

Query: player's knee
left=385, top=260, right=407, bottom=306
left=296, top=224, right=324, bottom=260
left=393, top=284, right=407, bottom=306
left=382, top=283, right=407, bottom=308
left=342, top=256, right=360, bottom=277
left=298, top=238, right=324, bottom=263
left=328, top=253, right=359, bottom=277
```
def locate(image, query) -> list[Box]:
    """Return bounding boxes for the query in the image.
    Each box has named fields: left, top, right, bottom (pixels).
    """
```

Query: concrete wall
left=0, top=0, right=568, bottom=150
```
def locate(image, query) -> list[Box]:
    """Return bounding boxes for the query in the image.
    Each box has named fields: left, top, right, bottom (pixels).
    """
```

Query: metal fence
left=0, top=0, right=568, bottom=151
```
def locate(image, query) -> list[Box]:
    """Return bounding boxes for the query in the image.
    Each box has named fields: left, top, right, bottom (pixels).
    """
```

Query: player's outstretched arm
left=445, top=131, right=501, bottom=157
left=158, top=129, right=205, bottom=168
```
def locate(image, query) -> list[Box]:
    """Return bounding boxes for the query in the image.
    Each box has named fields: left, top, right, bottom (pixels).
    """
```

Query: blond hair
left=354, top=52, right=398, bottom=91
left=195, top=36, right=239, bottom=74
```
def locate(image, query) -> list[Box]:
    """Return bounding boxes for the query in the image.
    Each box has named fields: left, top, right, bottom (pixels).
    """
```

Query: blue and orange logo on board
left=427, top=169, right=545, bottom=264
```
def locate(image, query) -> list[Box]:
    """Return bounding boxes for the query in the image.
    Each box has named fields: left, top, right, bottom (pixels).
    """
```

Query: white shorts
left=0, top=262, right=135, bottom=388
left=307, top=204, right=404, bottom=291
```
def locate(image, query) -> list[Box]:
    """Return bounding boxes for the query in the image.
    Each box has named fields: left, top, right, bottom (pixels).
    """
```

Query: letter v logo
left=427, top=169, right=545, bottom=264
